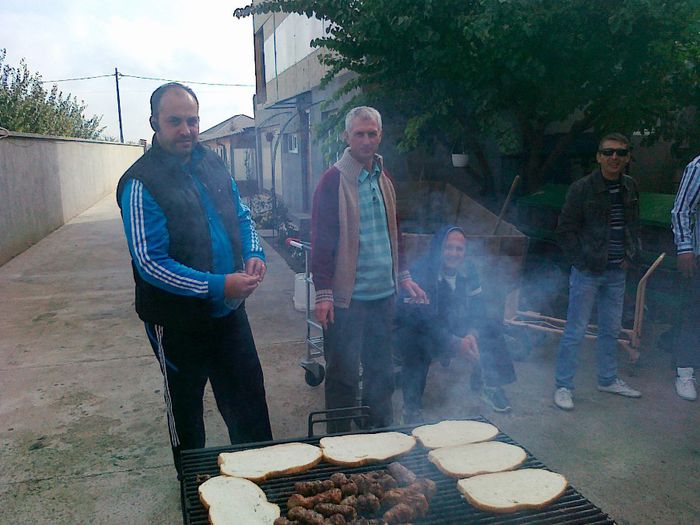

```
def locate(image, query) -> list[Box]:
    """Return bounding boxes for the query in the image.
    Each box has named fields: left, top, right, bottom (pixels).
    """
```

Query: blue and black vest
left=116, top=139, right=242, bottom=330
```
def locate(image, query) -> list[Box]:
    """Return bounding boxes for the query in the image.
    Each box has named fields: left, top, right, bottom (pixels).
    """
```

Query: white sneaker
left=597, top=378, right=641, bottom=398
left=676, top=368, right=697, bottom=401
left=554, top=387, right=574, bottom=410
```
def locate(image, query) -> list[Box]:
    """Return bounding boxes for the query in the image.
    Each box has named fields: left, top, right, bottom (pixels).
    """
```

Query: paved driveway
left=0, top=194, right=698, bottom=524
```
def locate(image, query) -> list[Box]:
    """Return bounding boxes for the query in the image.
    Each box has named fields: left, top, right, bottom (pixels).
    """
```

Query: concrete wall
left=0, top=132, right=143, bottom=266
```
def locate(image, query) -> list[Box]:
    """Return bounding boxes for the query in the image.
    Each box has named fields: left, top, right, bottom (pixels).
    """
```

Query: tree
left=241, top=1, right=700, bottom=192
left=0, top=49, right=104, bottom=139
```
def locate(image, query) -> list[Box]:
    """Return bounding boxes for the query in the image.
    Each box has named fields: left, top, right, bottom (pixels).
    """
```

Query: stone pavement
left=1, top=194, right=698, bottom=524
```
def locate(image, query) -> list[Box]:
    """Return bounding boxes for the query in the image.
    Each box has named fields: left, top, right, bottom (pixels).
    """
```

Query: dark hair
left=598, top=132, right=630, bottom=150
left=150, top=82, right=199, bottom=119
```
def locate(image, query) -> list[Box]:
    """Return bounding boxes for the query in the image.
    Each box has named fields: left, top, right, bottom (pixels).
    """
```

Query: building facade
left=251, top=7, right=355, bottom=229
left=199, top=114, right=258, bottom=197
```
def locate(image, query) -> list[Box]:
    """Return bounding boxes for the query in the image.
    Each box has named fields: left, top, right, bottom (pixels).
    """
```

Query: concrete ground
left=1, top=194, right=698, bottom=525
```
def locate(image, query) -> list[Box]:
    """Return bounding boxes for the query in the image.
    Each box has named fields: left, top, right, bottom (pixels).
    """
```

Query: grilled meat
left=355, top=493, right=381, bottom=515
left=288, top=506, right=326, bottom=525
left=324, top=515, right=347, bottom=525
left=314, top=503, right=357, bottom=520
left=295, top=479, right=336, bottom=496
left=387, top=462, right=416, bottom=486
left=282, top=462, right=431, bottom=524
left=273, top=518, right=297, bottom=525
left=288, top=488, right=343, bottom=509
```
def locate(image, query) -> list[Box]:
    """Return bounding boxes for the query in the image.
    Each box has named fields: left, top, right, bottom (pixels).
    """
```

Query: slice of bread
left=198, top=475, right=280, bottom=525
left=319, top=432, right=417, bottom=466
left=218, top=442, right=322, bottom=482
left=428, top=441, right=527, bottom=478
left=457, top=468, right=568, bottom=513
left=412, top=420, right=499, bottom=449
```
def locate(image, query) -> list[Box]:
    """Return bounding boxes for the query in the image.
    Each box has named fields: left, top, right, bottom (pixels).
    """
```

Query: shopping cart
left=288, top=239, right=325, bottom=386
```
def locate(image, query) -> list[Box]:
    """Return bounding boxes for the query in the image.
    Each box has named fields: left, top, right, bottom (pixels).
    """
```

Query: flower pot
left=451, top=153, right=469, bottom=168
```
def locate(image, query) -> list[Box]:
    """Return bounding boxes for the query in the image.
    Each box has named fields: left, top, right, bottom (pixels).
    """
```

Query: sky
left=1, top=0, right=256, bottom=142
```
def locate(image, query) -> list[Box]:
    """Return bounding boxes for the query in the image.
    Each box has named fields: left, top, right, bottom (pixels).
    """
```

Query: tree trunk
left=466, top=133, right=494, bottom=195
left=519, top=116, right=545, bottom=193
left=532, top=114, right=596, bottom=189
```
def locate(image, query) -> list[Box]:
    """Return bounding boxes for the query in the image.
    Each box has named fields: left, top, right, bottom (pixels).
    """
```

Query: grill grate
left=180, top=417, right=615, bottom=525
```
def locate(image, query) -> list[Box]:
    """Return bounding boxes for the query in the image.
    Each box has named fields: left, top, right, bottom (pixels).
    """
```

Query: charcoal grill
left=180, top=416, right=615, bottom=524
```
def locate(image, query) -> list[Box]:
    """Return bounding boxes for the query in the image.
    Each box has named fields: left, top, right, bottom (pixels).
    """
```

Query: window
left=254, top=28, right=267, bottom=104
left=287, top=133, right=298, bottom=154
left=217, top=145, right=228, bottom=164
left=322, top=110, right=342, bottom=163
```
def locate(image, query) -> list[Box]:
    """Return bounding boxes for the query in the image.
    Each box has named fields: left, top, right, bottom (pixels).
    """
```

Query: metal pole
left=270, top=136, right=277, bottom=236
left=492, top=175, right=520, bottom=235
left=270, top=101, right=324, bottom=232
left=253, top=110, right=292, bottom=201
left=114, top=67, right=124, bottom=143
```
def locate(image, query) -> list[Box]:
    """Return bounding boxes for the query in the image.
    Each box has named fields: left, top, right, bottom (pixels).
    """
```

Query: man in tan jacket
left=311, top=106, right=426, bottom=432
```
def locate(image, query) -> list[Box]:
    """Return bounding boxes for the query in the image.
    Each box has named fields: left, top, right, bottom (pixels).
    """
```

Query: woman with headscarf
left=395, top=226, right=516, bottom=422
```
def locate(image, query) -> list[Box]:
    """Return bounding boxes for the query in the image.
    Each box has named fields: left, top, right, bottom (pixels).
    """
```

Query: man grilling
left=553, top=133, right=642, bottom=410
left=116, top=82, right=272, bottom=476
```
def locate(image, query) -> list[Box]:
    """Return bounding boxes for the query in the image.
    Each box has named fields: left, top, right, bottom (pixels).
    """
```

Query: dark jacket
left=116, top=139, right=242, bottom=329
left=556, top=170, right=640, bottom=273
left=397, top=226, right=487, bottom=357
left=395, top=225, right=516, bottom=387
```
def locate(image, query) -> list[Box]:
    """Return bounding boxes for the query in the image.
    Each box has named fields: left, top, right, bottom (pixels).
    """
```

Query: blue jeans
left=675, top=264, right=700, bottom=368
left=555, top=267, right=626, bottom=389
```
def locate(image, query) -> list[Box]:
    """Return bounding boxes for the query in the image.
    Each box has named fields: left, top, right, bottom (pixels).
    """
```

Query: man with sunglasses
left=670, top=155, right=700, bottom=401
left=553, top=133, right=642, bottom=411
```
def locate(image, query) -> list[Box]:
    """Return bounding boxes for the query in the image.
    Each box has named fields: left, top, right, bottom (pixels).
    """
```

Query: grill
left=180, top=417, right=615, bottom=524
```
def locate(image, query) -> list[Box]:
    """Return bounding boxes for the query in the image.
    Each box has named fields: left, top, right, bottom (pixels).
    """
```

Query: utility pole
left=114, top=67, right=124, bottom=143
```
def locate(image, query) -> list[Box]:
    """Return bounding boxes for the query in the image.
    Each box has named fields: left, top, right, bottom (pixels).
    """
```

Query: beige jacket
left=311, top=148, right=407, bottom=308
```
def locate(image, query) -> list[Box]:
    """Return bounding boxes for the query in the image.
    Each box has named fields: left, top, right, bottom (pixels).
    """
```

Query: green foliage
left=245, top=1, right=700, bottom=190
left=0, top=49, right=104, bottom=139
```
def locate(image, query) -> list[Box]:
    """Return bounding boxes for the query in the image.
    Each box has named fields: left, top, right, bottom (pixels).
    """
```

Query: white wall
left=263, top=13, right=327, bottom=81
left=0, top=132, right=143, bottom=265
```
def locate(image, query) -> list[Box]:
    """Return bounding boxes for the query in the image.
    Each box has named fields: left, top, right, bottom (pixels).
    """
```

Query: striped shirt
left=606, top=177, right=625, bottom=267
left=352, top=163, right=395, bottom=300
left=671, top=155, right=700, bottom=255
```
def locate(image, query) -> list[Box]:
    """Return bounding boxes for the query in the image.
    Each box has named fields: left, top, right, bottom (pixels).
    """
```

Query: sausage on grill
left=387, top=462, right=416, bottom=486
left=288, top=488, right=343, bottom=509
left=313, top=503, right=357, bottom=520
left=287, top=506, right=325, bottom=525
left=294, top=479, right=336, bottom=496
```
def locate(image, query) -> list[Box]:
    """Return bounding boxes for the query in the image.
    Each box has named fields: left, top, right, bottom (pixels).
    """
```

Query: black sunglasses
left=598, top=148, right=629, bottom=157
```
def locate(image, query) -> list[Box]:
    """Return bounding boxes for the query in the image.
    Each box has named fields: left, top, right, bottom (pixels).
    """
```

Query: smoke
left=394, top=181, right=574, bottom=419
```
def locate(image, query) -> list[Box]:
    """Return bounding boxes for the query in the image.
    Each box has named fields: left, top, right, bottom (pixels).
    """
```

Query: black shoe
left=481, top=387, right=512, bottom=412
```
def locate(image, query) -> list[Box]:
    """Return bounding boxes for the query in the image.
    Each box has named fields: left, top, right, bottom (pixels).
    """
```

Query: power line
left=41, top=74, right=114, bottom=83
left=41, top=71, right=253, bottom=87
left=120, top=73, right=253, bottom=87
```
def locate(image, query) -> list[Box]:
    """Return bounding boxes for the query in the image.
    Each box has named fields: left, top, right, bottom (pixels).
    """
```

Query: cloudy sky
left=1, top=0, right=256, bottom=142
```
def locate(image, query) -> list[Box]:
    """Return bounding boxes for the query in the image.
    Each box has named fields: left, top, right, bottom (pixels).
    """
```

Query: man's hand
left=224, top=272, right=260, bottom=299
left=315, top=300, right=334, bottom=329
left=245, top=257, right=266, bottom=281
left=458, top=335, right=480, bottom=363
left=401, top=278, right=429, bottom=304
left=678, top=252, right=696, bottom=279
